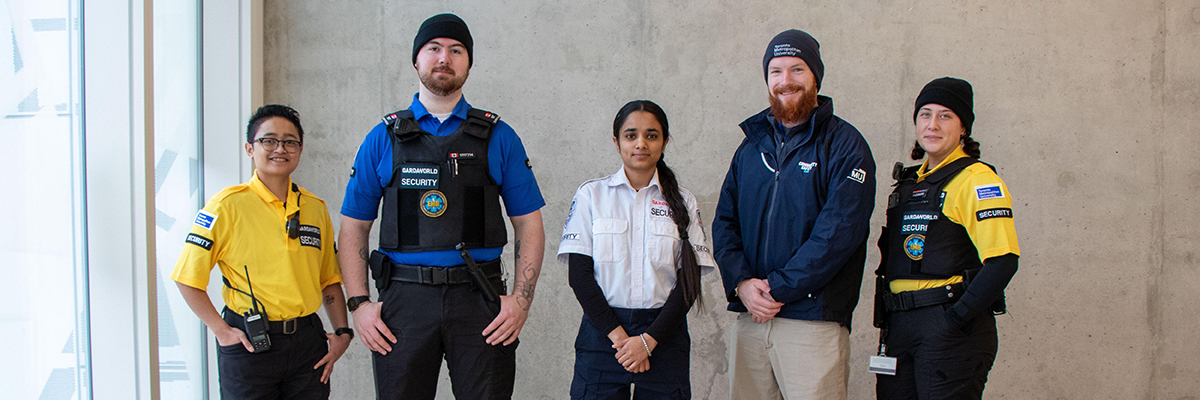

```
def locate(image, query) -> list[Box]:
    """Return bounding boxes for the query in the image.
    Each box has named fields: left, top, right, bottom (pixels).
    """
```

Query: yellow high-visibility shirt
left=171, top=172, right=341, bottom=320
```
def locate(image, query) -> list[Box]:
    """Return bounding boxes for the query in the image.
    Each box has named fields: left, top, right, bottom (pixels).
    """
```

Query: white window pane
left=0, top=0, right=85, bottom=399
left=154, top=0, right=206, bottom=398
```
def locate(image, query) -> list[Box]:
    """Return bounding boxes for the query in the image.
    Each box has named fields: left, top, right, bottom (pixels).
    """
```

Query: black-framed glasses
left=254, top=137, right=302, bottom=153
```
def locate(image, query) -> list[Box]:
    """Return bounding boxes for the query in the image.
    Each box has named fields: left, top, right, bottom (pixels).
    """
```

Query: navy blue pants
left=876, top=303, right=997, bottom=400
left=217, top=310, right=329, bottom=400
left=571, top=307, right=691, bottom=399
left=372, top=281, right=517, bottom=400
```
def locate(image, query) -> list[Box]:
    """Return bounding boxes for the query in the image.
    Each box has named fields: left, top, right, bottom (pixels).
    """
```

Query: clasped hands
left=738, top=278, right=784, bottom=323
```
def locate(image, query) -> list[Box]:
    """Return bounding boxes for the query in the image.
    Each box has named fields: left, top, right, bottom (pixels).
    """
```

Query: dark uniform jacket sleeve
left=713, top=142, right=753, bottom=303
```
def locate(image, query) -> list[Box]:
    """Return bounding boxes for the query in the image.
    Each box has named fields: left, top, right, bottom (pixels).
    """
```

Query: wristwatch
left=346, top=295, right=371, bottom=313
left=334, top=327, right=355, bottom=340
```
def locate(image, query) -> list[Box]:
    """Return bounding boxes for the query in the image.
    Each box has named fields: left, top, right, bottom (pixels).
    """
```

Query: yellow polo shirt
left=171, top=172, right=342, bottom=320
left=891, top=147, right=1021, bottom=293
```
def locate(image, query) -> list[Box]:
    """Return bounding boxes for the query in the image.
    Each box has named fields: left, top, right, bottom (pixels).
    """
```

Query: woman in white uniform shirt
left=558, top=100, right=716, bottom=399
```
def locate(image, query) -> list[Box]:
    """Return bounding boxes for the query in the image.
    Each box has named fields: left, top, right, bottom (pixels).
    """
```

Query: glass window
left=0, top=0, right=88, bottom=398
left=153, top=0, right=206, bottom=398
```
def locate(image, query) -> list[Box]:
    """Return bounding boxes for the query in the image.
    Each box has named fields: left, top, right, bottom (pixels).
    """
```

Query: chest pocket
left=592, top=218, right=628, bottom=263
left=647, top=219, right=680, bottom=269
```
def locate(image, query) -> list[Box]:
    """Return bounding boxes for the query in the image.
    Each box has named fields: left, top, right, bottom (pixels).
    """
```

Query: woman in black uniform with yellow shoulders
left=875, top=77, right=1020, bottom=400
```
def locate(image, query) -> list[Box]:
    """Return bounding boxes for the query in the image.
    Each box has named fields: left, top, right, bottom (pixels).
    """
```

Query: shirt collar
left=917, top=146, right=969, bottom=179
left=248, top=171, right=299, bottom=209
left=608, top=166, right=661, bottom=191
left=408, top=93, right=472, bottom=122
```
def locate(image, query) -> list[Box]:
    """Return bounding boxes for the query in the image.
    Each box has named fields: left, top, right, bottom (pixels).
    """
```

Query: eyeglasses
left=254, top=137, right=302, bottom=153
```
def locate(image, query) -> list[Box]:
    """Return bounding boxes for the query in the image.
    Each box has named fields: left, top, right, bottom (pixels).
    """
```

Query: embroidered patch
left=976, top=207, right=1013, bottom=221
left=421, top=190, right=447, bottom=218
left=773, top=43, right=801, bottom=57
left=847, top=168, right=866, bottom=184
left=798, top=161, right=818, bottom=173
left=400, top=164, right=439, bottom=190
left=975, top=184, right=1004, bottom=200
left=904, top=234, right=925, bottom=260
left=563, top=198, right=577, bottom=229
left=297, top=224, right=321, bottom=249
left=184, top=233, right=213, bottom=250
left=193, top=210, right=217, bottom=230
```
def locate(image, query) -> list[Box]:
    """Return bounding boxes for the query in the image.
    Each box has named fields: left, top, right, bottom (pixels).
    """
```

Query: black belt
left=883, top=283, right=965, bottom=312
left=389, top=258, right=502, bottom=285
left=223, top=307, right=319, bottom=335
left=267, top=313, right=320, bottom=335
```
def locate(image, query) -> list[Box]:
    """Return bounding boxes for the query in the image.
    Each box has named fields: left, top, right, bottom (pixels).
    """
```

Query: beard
left=768, top=83, right=819, bottom=125
left=418, top=65, right=469, bottom=96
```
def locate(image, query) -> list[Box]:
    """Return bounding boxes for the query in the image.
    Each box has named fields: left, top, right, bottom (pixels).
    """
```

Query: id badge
left=869, top=355, right=897, bottom=375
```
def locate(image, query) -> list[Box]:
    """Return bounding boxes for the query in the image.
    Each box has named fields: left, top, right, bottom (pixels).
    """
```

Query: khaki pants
left=728, top=313, right=849, bottom=400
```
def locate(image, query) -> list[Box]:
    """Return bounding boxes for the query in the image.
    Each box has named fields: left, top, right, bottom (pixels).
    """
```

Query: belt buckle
left=283, top=318, right=297, bottom=334
left=430, top=267, right=449, bottom=285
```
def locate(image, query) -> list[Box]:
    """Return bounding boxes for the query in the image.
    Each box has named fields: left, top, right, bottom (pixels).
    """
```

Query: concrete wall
left=262, top=0, right=1200, bottom=398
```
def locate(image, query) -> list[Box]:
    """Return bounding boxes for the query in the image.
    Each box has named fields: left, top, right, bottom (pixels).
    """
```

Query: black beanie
left=412, top=14, right=474, bottom=67
left=762, top=29, right=823, bottom=89
left=913, top=77, right=974, bottom=133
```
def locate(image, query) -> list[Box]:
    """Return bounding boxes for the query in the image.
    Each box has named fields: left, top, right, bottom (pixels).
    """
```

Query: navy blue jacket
left=713, top=96, right=876, bottom=327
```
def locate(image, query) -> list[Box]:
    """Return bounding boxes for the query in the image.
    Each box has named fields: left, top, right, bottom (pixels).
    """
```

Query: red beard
left=419, top=65, right=469, bottom=96
left=768, top=83, right=818, bottom=125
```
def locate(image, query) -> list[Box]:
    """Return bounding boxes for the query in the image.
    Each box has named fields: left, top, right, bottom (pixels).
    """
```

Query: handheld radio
left=241, top=265, right=271, bottom=352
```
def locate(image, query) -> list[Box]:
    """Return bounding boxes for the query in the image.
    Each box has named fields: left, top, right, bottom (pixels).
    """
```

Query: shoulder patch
left=976, top=207, right=1013, bottom=221
left=847, top=168, right=866, bottom=184
left=193, top=210, right=218, bottom=230
left=184, top=233, right=213, bottom=250
left=974, top=184, right=1005, bottom=200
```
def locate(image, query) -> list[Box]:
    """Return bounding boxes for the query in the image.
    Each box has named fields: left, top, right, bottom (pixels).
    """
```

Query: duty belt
left=222, top=307, right=319, bottom=335
left=389, top=258, right=502, bottom=285
left=882, top=283, right=965, bottom=312
left=267, top=313, right=320, bottom=335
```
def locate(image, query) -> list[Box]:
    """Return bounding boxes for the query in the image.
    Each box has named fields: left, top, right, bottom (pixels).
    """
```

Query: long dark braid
left=613, top=100, right=703, bottom=307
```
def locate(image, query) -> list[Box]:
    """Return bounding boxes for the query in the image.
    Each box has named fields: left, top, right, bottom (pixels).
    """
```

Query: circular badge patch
left=904, top=234, right=925, bottom=260
left=421, top=190, right=447, bottom=218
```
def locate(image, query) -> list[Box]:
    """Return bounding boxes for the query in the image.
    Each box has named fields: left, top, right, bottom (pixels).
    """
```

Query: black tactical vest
left=883, top=157, right=990, bottom=281
left=377, top=108, right=508, bottom=253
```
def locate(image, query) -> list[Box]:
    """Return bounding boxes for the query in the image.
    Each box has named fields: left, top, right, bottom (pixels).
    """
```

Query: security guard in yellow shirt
left=875, top=78, right=1020, bottom=400
left=172, top=105, right=352, bottom=399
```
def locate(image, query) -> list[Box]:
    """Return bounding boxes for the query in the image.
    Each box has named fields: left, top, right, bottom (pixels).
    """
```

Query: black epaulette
left=462, top=108, right=500, bottom=139
left=383, top=110, right=420, bottom=142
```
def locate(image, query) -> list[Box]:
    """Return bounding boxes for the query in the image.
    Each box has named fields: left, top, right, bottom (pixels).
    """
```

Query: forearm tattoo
left=324, top=294, right=334, bottom=305
left=358, top=247, right=369, bottom=261
left=511, top=239, right=539, bottom=311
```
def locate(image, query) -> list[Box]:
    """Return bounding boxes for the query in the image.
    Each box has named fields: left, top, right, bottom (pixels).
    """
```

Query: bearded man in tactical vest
left=337, top=13, right=546, bottom=399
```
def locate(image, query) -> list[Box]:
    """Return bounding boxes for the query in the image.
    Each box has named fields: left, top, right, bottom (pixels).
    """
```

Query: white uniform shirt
left=557, top=167, right=716, bottom=309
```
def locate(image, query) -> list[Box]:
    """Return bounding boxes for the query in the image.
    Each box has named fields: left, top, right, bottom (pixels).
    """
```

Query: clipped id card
left=869, top=355, right=897, bottom=375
